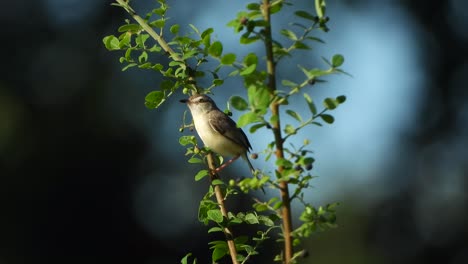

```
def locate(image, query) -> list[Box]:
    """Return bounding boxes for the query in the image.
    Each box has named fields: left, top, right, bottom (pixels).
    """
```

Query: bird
left=180, top=94, right=255, bottom=174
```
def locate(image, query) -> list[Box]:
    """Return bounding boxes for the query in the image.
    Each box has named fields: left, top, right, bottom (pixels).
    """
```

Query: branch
left=261, top=0, right=293, bottom=263
left=206, top=153, right=239, bottom=264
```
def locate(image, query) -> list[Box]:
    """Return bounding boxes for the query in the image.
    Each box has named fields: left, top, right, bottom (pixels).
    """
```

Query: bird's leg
left=214, top=155, right=240, bottom=172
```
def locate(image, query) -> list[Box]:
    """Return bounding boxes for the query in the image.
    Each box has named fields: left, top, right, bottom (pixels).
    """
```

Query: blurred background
left=1, top=0, right=468, bottom=263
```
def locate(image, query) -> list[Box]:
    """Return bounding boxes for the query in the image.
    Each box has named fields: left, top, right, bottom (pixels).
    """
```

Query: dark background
left=1, top=0, right=468, bottom=263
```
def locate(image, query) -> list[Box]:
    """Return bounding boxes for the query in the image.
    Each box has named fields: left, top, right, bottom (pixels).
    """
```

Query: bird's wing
left=208, top=110, right=252, bottom=151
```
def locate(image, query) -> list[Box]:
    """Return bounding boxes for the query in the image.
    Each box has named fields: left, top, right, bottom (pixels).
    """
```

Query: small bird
left=180, top=94, right=255, bottom=174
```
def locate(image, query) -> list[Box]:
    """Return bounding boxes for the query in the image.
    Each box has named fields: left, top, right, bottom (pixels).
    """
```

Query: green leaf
left=119, top=33, right=131, bottom=48
left=188, top=24, right=200, bottom=34
left=212, top=247, right=227, bottom=262
left=303, top=93, right=317, bottom=115
left=315, top=0, right=326, bottom=19
left=295, top=10, right=316, bottom=21
left=144, top=91, right=165, bottom=109
left=282, top=79, right=297, bottom=88
left=208, top=41, right=223, bottom=57
left=245, top=213, right=259, bottom=224
left=286, top=109, right=302, bottom=122
left=280, top=29, right=298, bottom=41
left=188, top=157, right=203, bottom=164
left=201, top=28, right=214, bottom=39
left=249, top=123, right=266, bottom=133
left=276, top=158, right=293, bottom=169
left=122, top=63, right=137, bottom=71
left=207, top=209, right=224, bottom=223
left=237, top=112, right=258, bottom=127
left=332, top=54, right=344, bottom=67
left=243, top=53, right=258, bottom=66
left=320, top=114, right=334, bottom=124
left=221, top=53, right=236, bottom=65
left=323, top=97, right=338, bottom=110
left=179, top=135, right=196, bottom=146
left=230, top=96, right=248, bottom=111
left=118, top=24, right=142, bottom=32
left=247, top=3, right=260, bottom=10
left=253, top=203, right=268, bottom=212
left=240, top=34, right=260, bottom=44
left=294, top=41, right=310, bottom=50
left=149, top=19, right=165, bottom=28
left=103, top=35, right=120, bottom=50
left=240, top=64, right=256, bottom=76
left=180, top=253, right=193, bottom=264
left=170, top=24, right=180, bottom=34
left=212, top=179, right=224, bottom=185
left=208, top=227, right=223, bottom=233
left=138, top=51, right=148, bottom=63
left=195, top=170, right=209, bottom=181
left=284, top=124, right=295, bottom=135
left=135, top=34, right=150, bottom=47
left=336, top=95, right=346, bottom=103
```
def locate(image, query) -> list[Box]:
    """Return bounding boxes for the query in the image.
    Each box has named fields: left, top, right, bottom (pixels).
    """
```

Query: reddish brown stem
left=262, top=0, right=293, bottom=263
left=207, top=153, right=239, bottom=264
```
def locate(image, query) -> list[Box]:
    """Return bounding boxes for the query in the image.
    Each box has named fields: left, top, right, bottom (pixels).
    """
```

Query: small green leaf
left=221, top=53, right=236, bottom=65
left=135, top=34, right=150, bottom=47
left=320, top=114, right=334, bottom=124
left=118, top=24, right=142, bottom=32
left=188, top=157, right=203, bottom=164
left=282, top=79, right=297, bottom=88
left=295, top=10, right=316, bottom=21
left=243, top=53, right=258, bottom=66
left=103, top=35, right=120, bottom=50
left=336, top=95, right=346, bottom=103
left=179, top=135, right=196, bottom=146
left=212, top=179, right=224, bottom=185
left=240, top=64, right=256, bottom=76
left=247, top=3, right=260, bottom=10
left=180, top=253, right=192, bottom=264
left=280, top=29, right=298, bottom=41
left=286, top=109, right=302, bottom=122
left=284, top=124, right=296, bottom=135
left=201, top=28, right=214, bottom=39
left=230, top=96, right=248, bottom=111
left=294, top=41, right=310, bottom=50
left=122, top=63, right=137, bottom=71
left=144, top=91, right=165, bottom=109
left=195, top=170, right=209, bottom=181
left=119, top=33, right=131, bottom=48
left=237, top=112, right=258, bottom=127
left=207, top=209, right=224, bottom=223
left=212, top=247, right=227, bottom=262
left=149, top=19, right=165, bottom=28
left=245, top=213, right=259, bottom=224
left=315, top=0, right=326, bottom=19
left=208, top=227, right=223, bottom=233
left=323, top=97, right=338, bottom=110
left=249, top=123, right=266, bottom=133
left=303, top=93, right=317, bottom=115
left=240, top=35, right=260, bottom=44
left=138, top=51, right=148, bottom=63
left=332, top=54, right=344, bottom=67
left=208, top=41, right=223, bottom=57
left=170, top=24, right=180, bottom=34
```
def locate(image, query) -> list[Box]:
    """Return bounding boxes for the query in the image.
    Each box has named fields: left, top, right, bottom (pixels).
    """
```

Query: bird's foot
left=213, top=155, right=240, bottom=173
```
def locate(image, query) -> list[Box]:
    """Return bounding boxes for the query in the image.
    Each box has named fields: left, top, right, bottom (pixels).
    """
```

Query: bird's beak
left=180, top=99, right=188, bottom=103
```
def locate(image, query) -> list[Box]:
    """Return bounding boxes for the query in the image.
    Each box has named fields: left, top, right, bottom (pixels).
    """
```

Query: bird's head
left=180, top=94, right=218, bottom=113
